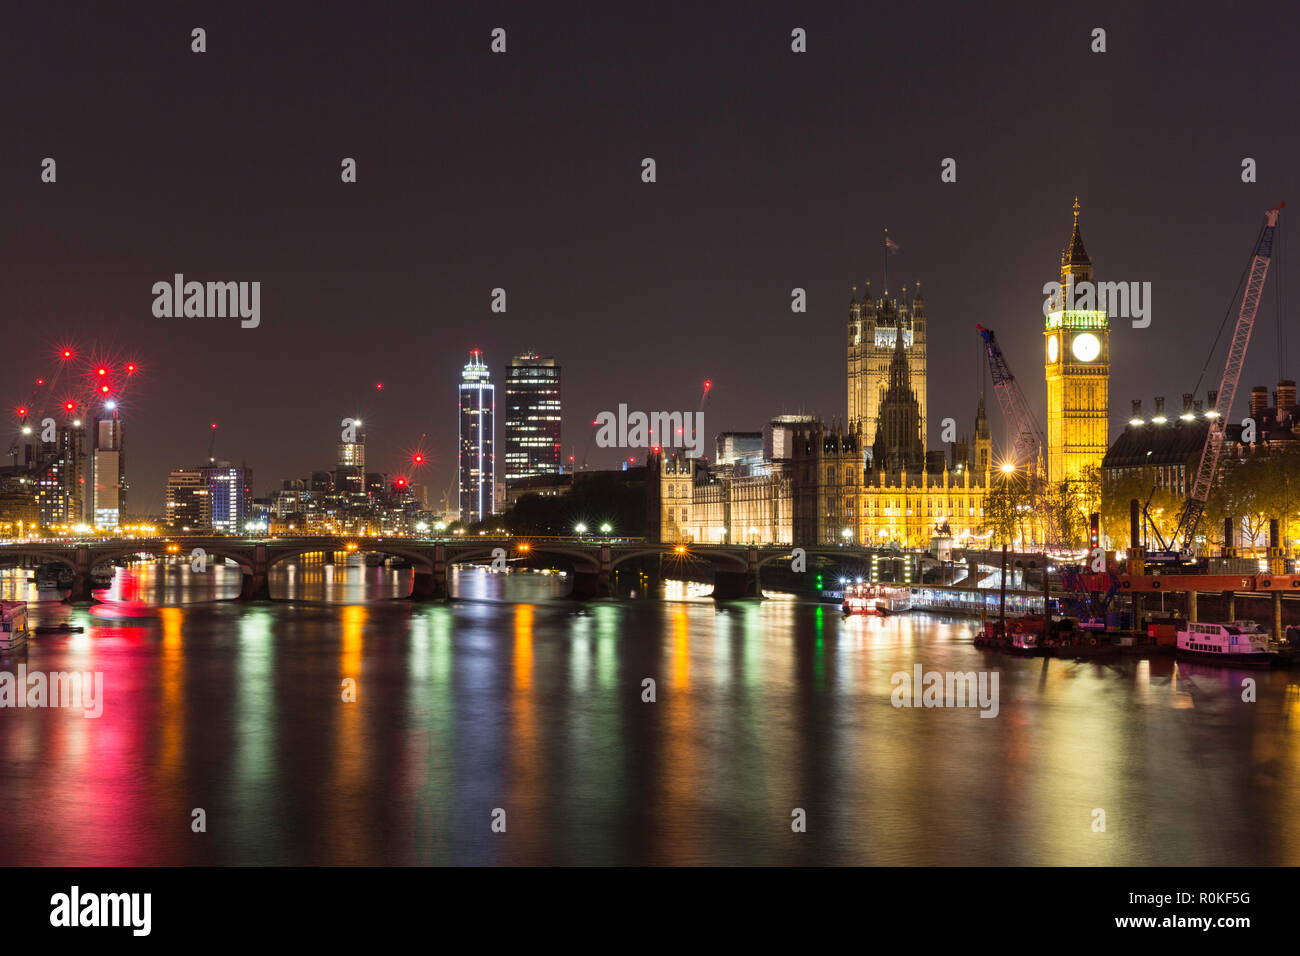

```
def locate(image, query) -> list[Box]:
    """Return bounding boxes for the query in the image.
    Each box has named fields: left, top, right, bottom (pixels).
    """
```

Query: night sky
left=4, top=1, right=1300, bottom=511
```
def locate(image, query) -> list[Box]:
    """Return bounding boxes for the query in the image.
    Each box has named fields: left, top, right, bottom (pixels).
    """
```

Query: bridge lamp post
left=575, top=522, right=587, bottom=539
left=748, top=526, right=758, bottom=544
left=841, top=527, right=853, bottom=545
left=599, top=523, right=612, bottom=536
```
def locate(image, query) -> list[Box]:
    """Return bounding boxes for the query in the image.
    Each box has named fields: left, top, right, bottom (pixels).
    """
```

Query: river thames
left=2, top=561, right=1298, bottom=866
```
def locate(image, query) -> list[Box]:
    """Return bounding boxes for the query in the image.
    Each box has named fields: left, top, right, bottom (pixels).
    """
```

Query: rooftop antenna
left=883, top=227, right=899, bottom=295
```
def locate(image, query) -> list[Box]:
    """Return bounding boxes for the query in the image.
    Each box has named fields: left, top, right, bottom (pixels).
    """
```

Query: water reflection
left=0, top=570, right=1297, bottom=865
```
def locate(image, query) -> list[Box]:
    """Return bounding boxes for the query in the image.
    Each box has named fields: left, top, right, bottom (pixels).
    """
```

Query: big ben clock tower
left=1044, top=199, right=1109, bottom=485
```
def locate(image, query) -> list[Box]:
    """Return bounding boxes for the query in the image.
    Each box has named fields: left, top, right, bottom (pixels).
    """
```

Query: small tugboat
left=1176, top=620, right=1277, bottom=665
left=0, top=601, right=30, bottom=651
left=841, top=582, right=911, bottom=616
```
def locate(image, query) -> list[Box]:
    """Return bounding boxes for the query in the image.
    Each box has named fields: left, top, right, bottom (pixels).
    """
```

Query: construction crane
left=1170, top=202, right=1284, bottom=553
left=976, top=324, right=1045, bottom=469
left=976, top=323, right=1059, bottom=550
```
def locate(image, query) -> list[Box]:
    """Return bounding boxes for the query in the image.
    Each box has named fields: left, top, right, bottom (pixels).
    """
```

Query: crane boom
left=976, top=324, right=1045, bottom=468
left=1172, top=203, right=1284, bottom=551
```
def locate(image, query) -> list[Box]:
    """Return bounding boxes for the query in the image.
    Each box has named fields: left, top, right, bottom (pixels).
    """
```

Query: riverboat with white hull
left=1176, top=620, right=1277, bottom=665
left=841, top=582, right=911, bottom=616
left=0, top=601, right=29, bottom=652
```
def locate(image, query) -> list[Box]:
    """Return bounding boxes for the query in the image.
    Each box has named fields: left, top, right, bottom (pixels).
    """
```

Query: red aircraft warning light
left=96, top=367, right=107, bottom=377
left=17, top=407, right=27, bottom=417
left=64, top=402, right=76, bottom=411
left=61, top=349, right=72, bottom=360
left=100, top=384, right=110, bottom=394
left=126, top=363, right=137, bottom=374
left=412, top=454, right=425, bottom=465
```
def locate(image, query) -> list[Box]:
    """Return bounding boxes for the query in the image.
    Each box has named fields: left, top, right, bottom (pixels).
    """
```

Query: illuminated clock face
left=1047, top=335, right=1058, bottom=362
left=1071, top=332, right=1101, bottom=362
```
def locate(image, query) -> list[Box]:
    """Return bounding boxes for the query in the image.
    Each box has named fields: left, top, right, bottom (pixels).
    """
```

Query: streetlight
left=841, top=527, right=853, bottom=544
left=599, top=523, right=612, bottom=535
left=575, top=523, right=587, bottom=538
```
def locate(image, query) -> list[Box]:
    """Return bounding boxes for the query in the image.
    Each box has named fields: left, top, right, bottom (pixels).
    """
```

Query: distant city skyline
left=3, top=4, right=1299, bottom=515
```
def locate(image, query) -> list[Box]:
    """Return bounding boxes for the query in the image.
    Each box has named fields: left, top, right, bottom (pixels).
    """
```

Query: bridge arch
left=87, top=541, right=255, bottom=574
left=261, top=541, right=433, bottom=574
left=612, top=547, right=749, bottom=573
left=447, top=545, right=601, bottom=573
left=0, top=548, right=79, bottom=570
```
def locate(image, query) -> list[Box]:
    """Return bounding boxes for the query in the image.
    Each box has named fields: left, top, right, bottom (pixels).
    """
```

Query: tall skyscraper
left=35, top=420, right=86, bottom=528
left=1044, top=199, right=1110, bottom=484
left=337, top=421, right=366, bottom=498
left=92, top=416, right=126, bottom=530
left=847, top=281, right=928, bottom=448
left=504, top=353, right=561, bottom=485
left=458, top=350, right=495, bottom=524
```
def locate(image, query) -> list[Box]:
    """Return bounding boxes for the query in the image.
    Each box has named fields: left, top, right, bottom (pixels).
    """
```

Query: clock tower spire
left=1045, top=198, right=1110, bottom=485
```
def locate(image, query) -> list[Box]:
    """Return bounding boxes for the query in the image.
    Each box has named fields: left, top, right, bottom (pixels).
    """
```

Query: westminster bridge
left=0, top=535, right=909, bottom=603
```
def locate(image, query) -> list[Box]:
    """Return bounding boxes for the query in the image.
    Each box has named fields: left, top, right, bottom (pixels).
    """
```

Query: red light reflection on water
left=87, top=569, right=159, bottom=620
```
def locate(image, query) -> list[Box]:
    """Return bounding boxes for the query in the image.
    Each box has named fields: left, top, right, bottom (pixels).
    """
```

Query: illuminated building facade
left=205, top=463, right=252, bottom=534
left=650, top=450, right=793, bottom=545
left=791, top=418, right=993, bottom=548
left=503, top=353, right=561, bottom=485
left=652, top=277, right=1006, bottom=547
left=458, top=350, right=495, bottom=523
left=1045, top=199, right=1110, bottom=485
left=847, top=282, right=928, bottom=447
left=163, top=463, right=251, bottom=532
left=165, top=469, right=208, bottom=530
left=337, top=423, right=366, bottom=499
left=35, top=421, right=86, bottom=528
left=92, top=417, right=126, bottom=530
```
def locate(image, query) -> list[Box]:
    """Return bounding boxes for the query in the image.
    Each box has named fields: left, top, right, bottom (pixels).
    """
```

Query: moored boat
left=34, top=562, right=73, bottom=591
left=973, top=618, right=1051, bottom=656
left=1176, top=620, right=1277, bottom=665
left=841, top=582, right=911, bottom=616
left=0, top=601, right=30, bottom=651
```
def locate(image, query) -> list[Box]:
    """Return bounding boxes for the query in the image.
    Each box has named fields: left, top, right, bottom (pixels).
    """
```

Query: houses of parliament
left=650, top=203, right=1109, bottom=548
